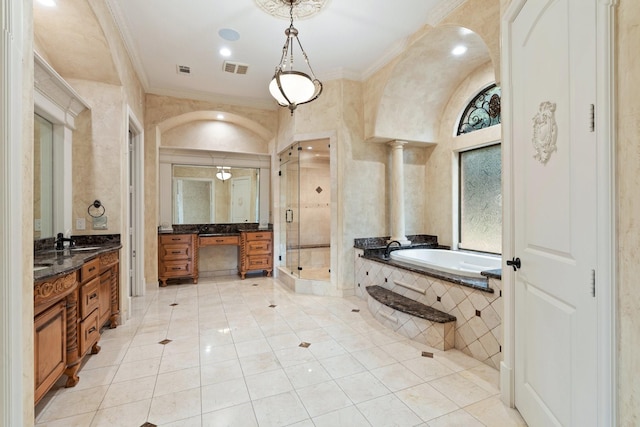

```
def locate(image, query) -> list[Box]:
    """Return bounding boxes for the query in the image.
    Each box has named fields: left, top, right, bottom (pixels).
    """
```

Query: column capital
left=388, top=140, right=408, bottom=149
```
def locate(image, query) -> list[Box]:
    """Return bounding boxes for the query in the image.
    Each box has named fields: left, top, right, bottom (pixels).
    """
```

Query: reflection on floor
left=35, top=275, right=527, bottom=426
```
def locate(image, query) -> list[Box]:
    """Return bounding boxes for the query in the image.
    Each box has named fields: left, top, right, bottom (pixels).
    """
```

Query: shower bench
left=366, top=285, right=456, bottom=350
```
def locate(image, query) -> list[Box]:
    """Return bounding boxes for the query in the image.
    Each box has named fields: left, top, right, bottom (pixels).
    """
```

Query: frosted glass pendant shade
left=269, top=71, right=317, bottom=106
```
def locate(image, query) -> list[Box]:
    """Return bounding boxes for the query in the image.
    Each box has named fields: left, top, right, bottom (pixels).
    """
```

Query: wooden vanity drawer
left=246, top=256, right=271, bottom=270
left=80, top=258, right=100, bottom=282
left=199, top=235, right=239, bottom=246
left=161, top=260, right=193, bottom=277
left=78, top=309, right=100, bottom=355
left=247, top=240, right=272, bottom=254
left=160, top=244, right=192, bottom=260
left=245, top=232, right=270, bottom=241
left=80, top=277, right=100, bottom=319
left=159, top=234, right=193, bottom=245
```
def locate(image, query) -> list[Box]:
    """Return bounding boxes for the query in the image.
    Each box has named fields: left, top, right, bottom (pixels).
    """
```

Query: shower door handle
left=286, top=209, right=293, bottom=223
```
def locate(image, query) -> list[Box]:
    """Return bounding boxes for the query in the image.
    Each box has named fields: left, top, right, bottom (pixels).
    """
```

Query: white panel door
left=510, top=0, right=597, bottom=426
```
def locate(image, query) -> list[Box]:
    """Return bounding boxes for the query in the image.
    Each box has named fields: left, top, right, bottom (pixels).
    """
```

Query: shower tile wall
left=299, top=165, right=330, bottom=247
left=354, top=252, right=502, bottom=369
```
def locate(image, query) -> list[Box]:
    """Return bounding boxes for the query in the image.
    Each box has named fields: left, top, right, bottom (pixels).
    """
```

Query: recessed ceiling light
left=452, top=45, right=467, bottom=56
left=219, top=48, right=232, bottom=57
left=37, top=0, right=56, bottom=6
left=218, top=28, right=240, bottom=42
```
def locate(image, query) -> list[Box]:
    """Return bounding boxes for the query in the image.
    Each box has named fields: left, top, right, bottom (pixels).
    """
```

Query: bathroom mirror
left=172, top=164, right=259, bottom=224
left=34, top=113, right=54, bottom=239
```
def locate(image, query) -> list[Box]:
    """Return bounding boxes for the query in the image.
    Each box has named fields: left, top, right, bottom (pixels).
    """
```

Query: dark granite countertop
left=481, top=269, right=502, bottom=280
left=34, top=241, right=121, bottom=282
left=159, top=223, right=272, bottom=235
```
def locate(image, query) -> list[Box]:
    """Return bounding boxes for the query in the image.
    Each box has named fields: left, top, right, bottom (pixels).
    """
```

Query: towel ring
left=88, top=200, right=106, bottom=218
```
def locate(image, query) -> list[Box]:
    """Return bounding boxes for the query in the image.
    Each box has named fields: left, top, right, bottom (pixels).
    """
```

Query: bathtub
left=389, top=249, right=501, bottom=279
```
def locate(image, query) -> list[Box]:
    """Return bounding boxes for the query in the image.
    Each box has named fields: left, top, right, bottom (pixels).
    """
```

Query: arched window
left=457, top=84, right=501, bottom=135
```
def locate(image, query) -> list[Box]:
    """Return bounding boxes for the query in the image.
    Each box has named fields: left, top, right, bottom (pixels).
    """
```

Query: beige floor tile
left=297, top=380, right=352, bottom=417
left=202, top=402, right=258, bottom=427
left=90, top=398, right=151, bottom=427
left=148, top=387, right=202, bottom=425
left=356, top=394, right=423, bottom=427
left=100, top=375, right=155, bottom=409
left=252, top=390, right=309, bottom=427
left=464, top=396, right=528, bottom=426
left=428, top=373, right=494, bottom=407
left=395, top=383, right=458, bottom=422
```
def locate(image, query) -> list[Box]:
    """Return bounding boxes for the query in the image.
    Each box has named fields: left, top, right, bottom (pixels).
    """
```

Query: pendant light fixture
left=216, top=166, right=232, bottom=182
left=269, top=0, right=322, bottom=114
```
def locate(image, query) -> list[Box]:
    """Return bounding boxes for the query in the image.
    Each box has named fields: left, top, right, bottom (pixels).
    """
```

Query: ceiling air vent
left=223, top=61, right=249, bottom=75
left=176, top=65, right=191, bottom=75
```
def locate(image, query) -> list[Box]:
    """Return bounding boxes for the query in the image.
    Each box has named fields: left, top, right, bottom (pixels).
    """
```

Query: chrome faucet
left=384, top=240, right=402, bottom=259
left=55, top=233, right=75, bottom=250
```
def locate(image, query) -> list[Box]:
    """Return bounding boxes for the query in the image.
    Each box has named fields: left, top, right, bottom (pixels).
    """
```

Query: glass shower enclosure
left=279, top=140, right=330, bottom=281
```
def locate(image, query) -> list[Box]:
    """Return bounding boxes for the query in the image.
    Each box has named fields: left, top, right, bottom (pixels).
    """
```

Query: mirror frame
left=159, top=148, right=271, bottom=228
left=34, top=52, right=89, bottom=239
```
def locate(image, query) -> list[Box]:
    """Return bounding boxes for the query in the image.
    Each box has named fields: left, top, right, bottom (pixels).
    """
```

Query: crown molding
left=106, top=0, right=150, bottom=90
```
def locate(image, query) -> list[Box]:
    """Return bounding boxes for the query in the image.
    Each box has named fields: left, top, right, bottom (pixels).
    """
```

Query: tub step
left=366, top=285, right=456, bottom=350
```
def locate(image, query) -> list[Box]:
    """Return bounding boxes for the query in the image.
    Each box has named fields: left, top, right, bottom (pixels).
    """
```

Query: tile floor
left=35, top=275, right=527, bottom=427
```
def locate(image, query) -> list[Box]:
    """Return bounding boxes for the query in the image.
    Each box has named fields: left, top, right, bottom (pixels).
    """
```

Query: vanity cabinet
left=158, top=233, right=198, bottom=286
left=238, top=230, right=273, bottom=279
left=33, top=247, right=121, bottom=405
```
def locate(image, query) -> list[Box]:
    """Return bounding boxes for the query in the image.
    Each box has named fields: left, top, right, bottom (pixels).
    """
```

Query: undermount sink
left=33, top=263, right=53, bottom=272
left=70, top=246, right=102, bottom=252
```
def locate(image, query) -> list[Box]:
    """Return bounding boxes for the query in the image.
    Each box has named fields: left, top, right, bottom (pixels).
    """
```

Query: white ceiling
left=108, top=0, right=464, bottom=109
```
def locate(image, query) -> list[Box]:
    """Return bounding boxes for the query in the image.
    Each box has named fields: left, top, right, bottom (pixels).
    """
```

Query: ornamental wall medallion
left=532, top=101, right=558, bottom=164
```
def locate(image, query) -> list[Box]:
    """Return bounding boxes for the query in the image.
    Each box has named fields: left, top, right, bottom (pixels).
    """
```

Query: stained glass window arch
left=456, top=84, right=501, bottom=135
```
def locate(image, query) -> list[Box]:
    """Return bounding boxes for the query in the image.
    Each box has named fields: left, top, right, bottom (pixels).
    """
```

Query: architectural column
left=388, top=140, right=411, bottom=246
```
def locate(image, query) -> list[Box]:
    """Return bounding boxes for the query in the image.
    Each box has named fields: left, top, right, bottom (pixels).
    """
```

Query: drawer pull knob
left=172, top=238, right=180, bottom=241
left=172, top=267, right=182, bottom=270
left=171, top=251, right=181, bottom=254
left=88, top=267, right=96, bottom=272
left=88, top=326, right=96, bottom=334
left=89, top=293, right=98, bottom=300
left=216, top=239, right=223, bottom=242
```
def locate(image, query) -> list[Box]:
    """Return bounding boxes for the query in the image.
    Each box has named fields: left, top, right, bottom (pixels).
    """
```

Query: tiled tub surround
left=355, top=249, right=503, bottom=369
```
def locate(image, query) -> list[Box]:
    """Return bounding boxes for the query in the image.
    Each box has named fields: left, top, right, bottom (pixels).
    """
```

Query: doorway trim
left=1, top=0, right=26, bottom=425
left=127, top=106, right=145, bottom=300
left=500, top=0, right=616, bottom=425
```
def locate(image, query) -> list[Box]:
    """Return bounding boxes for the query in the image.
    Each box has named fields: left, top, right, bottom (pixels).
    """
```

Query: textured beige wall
left=162, top=121, right=268, bottom=154
left=69, top=81, right=125, bottom=234
left=616, top=0, right=640, bottom=422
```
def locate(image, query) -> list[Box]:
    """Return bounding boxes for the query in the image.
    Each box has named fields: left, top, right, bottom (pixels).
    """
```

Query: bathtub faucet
left=384, top=240, right=402, bottom=259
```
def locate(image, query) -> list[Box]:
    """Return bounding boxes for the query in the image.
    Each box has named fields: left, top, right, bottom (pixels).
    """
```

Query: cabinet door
left=34, top=301, right=66, bottom=404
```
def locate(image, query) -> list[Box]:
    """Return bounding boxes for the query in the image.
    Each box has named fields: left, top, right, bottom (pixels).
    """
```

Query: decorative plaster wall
left=69, top=81, right=125, bottom=234
left=616, top=0, right=640, bottom=422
